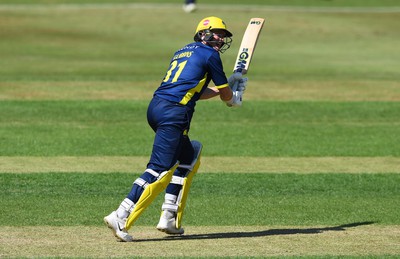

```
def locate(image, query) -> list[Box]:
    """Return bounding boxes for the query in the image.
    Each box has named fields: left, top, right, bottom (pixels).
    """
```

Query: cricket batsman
left=104, top=16, right=248, bottom=242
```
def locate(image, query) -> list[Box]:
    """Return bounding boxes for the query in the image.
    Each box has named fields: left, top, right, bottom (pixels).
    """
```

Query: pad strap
left=162, top=203, right=179, bottom=212
left=170, top=175, right=185, bottom=185
left=145, top=168, right=160, bottom=178
left=133, top=178, right=149, bottom=189
left=133, top=169, right=164, bottom=190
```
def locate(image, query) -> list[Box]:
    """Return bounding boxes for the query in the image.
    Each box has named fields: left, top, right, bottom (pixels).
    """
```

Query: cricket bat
left=233, top=18, right=265, bottom=75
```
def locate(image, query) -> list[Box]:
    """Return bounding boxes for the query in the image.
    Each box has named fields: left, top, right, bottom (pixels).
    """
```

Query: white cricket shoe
left=156, top=211, right=184, bottom=235
left=183, top=3, right=197, bottom=13
left=104, top=211, right=133, bottom=242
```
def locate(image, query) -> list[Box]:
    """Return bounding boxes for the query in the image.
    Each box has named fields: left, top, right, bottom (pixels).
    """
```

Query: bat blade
left=233, top=18, right=265, bottom=74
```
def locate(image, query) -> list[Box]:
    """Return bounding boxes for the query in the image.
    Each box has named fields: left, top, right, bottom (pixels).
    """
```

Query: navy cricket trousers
left=127, top=95, right=195, bottom=202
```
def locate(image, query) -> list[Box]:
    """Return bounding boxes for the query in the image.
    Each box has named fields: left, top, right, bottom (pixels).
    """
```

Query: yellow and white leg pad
left=166, top=140, right=202, bottom=229
left=125, top=162, right=179, bottom=230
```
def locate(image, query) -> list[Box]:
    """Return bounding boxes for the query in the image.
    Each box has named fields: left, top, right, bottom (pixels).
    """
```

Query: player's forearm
left=200, top=86, right=233, bottom=102
left=218, top=86, right=233, bottom=102
left=199, top=87, right=219, bottom=100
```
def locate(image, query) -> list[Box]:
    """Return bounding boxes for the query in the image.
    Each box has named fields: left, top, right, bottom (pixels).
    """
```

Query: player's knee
left=177, top=140, right=202, bottom=173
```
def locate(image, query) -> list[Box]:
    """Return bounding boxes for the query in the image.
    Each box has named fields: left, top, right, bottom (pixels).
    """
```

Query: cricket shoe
left=183, top=3, right=196, bottom=13
left=156, top=211, right=184, bottom=235
left=104, top=211, right=133, bottom=242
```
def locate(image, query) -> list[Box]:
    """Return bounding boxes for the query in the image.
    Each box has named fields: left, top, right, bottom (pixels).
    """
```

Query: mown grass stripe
left=1, top=156, right=399, bottom=173
left=1, top=3, right=400, bottom=13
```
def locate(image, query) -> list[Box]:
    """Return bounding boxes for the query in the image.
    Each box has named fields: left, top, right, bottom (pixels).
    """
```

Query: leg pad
left=125, top=163, right=179, bottom=230
left=175, top=140, right=202, bottom=228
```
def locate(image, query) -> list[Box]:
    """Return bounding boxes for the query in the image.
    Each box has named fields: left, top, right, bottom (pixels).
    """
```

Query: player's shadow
left=134, top=221, right=374, bottom=242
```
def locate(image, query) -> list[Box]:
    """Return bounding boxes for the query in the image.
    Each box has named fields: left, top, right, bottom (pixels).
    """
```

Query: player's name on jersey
left=173, top=51, right=194, bottom=60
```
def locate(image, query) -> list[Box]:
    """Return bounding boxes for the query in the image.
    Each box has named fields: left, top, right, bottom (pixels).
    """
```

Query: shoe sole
left=157, top=226, right=184, bottom=235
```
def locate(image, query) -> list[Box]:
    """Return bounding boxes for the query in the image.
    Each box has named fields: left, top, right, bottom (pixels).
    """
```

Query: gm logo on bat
left=235, top=48, right=249, bottom=71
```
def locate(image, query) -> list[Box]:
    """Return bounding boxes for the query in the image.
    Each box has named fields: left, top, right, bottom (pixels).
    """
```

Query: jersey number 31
left=163, top=60, right=188, bottom=83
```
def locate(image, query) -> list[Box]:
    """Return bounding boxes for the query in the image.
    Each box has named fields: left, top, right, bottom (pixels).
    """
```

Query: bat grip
left=234, top=68, right=247, bottom=75
left=231, top=80, right=239, bottom=92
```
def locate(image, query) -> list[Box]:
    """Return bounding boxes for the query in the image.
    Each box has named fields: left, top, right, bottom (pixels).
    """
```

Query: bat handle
left=231, top=80, right=239, bottom=92
left=234, top=68, right=247, bottom=75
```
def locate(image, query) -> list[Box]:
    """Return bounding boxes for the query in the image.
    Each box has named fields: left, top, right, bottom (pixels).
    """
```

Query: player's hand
left=237, top=77, right=248, bottom=92
left=226, top=90, right=243, bottom=107
left=228, top=72, right=247, bottom=92
left=228, top=72, right=243, bottom=89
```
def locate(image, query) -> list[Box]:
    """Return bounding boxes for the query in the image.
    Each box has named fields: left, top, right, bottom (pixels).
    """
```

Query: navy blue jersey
left=154, top=42, right=229, bottom=110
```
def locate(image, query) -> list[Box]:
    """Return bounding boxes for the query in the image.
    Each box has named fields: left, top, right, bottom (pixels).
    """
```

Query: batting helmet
left=194, top=16, right=233, bottom=53
left=194, top=16, right=233, bottom=38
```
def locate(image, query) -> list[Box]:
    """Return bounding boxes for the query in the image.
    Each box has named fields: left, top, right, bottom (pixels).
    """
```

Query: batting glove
left=226, top=90, right=243, bottom=107
left=228, top=72, right=242, bottom=89
left=237, top=77, right=248, bottom=92
left=228, top=72, right=247, bottom=92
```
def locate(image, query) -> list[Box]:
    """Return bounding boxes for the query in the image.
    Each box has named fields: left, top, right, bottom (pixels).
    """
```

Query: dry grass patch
left=0, top=225, right=399, bottom=257
left=1, top=80, right=400, bottom=101
left=0, top=156, right=399, bottom=174
left=247, top=80, right=400, bottom=101
left=0, top=81, right=156, bottom=100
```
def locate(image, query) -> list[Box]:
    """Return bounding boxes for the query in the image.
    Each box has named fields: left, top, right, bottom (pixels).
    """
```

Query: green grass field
left=0, top=0, right=399, bottom=258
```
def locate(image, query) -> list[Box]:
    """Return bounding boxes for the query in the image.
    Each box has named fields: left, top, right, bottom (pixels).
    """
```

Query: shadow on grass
left=135, top=221, right=374, bottom=242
